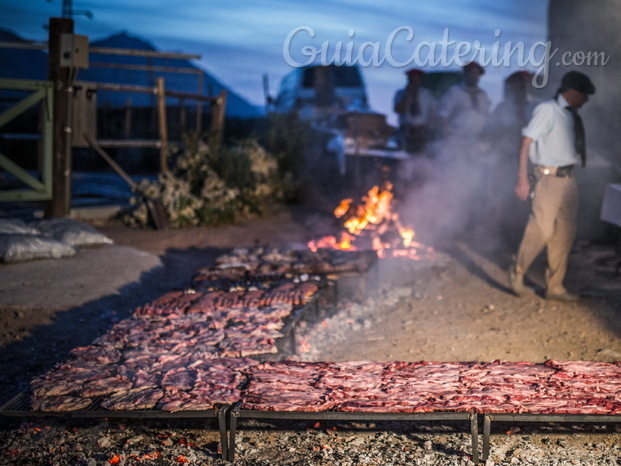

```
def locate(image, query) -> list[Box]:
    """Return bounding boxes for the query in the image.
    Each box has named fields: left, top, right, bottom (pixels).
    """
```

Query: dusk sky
left=2, top=0, right=549, bottom=123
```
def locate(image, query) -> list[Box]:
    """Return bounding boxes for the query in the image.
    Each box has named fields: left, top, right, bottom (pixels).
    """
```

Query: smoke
left=294, top=0, right=620, bottom=246
left=397, top=146, right=526, bottom=258
left=398, top=0, right=621, bottom=248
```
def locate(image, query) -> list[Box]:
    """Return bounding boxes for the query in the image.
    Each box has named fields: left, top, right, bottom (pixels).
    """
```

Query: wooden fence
left=0, top=17, right=227, bottom=216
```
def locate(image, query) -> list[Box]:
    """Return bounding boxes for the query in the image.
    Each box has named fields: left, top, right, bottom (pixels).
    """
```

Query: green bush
left=121, top=134, right=293, bottom=228
left=261, top=112, right=312, bottom=177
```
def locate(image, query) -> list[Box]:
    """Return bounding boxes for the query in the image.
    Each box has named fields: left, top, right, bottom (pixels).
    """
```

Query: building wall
left=547, top=0, right=621, bottom=240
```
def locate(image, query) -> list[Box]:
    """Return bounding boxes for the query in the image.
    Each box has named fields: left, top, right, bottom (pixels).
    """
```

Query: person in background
left=509, top=71, right=595, bottom=302
left=393, top=68, right=438, bottom=190
left=490, top=71, right=538, bottom=154
left=437, top=61, right=490, bottom=159
left=393, top=68, right=437, bottom=155
left=429, top=61, right=490, bottom=237
left=487, top=71, right=539, bottom=240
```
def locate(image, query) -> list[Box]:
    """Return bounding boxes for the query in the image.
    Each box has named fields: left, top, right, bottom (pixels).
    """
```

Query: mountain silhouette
left=0, top=28, right=261, bottom=118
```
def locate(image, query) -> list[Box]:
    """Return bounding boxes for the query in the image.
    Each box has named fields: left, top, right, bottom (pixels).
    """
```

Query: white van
left=270, top=64, right=397, bottom=177
left=272, top=64, right=370, bottom=119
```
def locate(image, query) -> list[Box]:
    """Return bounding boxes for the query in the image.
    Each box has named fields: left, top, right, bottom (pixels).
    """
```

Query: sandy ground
left=1, top=188, right=621, bottom=464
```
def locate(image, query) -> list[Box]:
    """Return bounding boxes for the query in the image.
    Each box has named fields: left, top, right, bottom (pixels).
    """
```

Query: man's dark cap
left=406, top=68, right=425, bottom=76
left=463, top=61, right=485, bottom=75
left=506, top=70, right=534, bottom=84
left=561, top=71, right=596, bottom=95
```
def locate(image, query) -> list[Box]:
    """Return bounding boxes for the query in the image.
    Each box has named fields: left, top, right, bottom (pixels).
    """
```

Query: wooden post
left=210, top=89, right=227, bottom=149
left=196, top=71, right=203, bottom=134
left=156, top=77, right=168, bottom=173
left=45, top=17, right=73, bottom=218
left=123, top=98, right=132, bottom=139
left=179, top=98, right=186, bottom=135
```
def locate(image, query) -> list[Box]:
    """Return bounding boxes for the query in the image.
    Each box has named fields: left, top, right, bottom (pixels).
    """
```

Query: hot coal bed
left=1, top=245, right=620, bottom=464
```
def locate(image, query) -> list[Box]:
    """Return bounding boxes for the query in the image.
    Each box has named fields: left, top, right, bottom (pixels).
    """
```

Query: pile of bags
left=0, top=218, right=113, bottom=263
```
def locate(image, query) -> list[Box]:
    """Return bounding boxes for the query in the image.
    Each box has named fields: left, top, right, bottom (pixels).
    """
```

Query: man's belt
left=534, top=164, right=575, bottom=178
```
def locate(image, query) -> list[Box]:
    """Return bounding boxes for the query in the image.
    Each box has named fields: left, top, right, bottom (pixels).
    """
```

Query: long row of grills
left=29, top=352, right=621, bottom=416
left=26, top=246, right=374, bottom=413
left=24, top=245, right=621, bottom=416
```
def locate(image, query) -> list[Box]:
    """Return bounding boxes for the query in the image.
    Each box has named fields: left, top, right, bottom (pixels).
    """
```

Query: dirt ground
left=1, top=182, right=621, bottom=464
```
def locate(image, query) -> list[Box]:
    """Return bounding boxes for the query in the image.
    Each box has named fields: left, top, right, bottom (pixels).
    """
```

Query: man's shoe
left=508, top=269, right=525, bottom=296
left=545, top=292, right=580, bottom=302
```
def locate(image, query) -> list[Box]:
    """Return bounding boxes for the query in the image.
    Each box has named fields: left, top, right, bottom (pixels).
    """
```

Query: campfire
left=308, top=181, right=433, bottom=260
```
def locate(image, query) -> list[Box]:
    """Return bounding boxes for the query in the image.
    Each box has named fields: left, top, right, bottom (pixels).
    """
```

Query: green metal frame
left=0, top=78, right=53, bottom=201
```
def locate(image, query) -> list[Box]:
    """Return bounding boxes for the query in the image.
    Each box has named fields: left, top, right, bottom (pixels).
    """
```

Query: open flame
left=308, top=181, right=433, bottom=260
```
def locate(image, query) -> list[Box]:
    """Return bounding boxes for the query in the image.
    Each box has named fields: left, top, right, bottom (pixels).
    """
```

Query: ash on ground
left=2, top=416, right=620, bottom=465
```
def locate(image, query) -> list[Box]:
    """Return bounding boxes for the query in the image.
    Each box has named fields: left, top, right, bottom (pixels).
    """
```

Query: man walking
left=509, top=71, right=595, bottom=302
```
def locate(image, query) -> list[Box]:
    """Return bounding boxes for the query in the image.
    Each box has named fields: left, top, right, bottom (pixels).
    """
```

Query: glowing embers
left=308, top=182, right=433, bottom=260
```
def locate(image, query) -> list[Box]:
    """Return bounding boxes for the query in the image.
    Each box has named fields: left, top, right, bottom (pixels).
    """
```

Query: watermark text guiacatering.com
left=283, top=27, right=610, bottom=87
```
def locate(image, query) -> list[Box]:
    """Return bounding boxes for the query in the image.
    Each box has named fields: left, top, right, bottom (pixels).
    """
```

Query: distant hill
left=0, top=29, right=262, bottom=118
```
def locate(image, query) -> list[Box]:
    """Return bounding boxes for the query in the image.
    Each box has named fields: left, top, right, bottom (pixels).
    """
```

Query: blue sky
left=1, top=0, right=549, bottom=123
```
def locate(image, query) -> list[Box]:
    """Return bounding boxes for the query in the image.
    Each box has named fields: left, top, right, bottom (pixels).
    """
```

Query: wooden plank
left=0, top=88, right=45, bottom=127
left=89, top=46, right=200, bottom=60
left=0, top=153, right=46, bottom=191
left=96, top=139, right=161, bottom=148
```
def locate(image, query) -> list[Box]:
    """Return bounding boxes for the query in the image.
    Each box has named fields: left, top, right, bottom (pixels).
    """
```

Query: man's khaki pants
left=515, top=174, right=579, bottom=295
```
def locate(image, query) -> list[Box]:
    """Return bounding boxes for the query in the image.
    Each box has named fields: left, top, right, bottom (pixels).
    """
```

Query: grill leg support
left=470, top=413, right=479, bottom=464
left=218, top=408, right=228, bottom=461
left=227, top=410, right=238, bottom=462
left=482, top=415, right=491, bottom=461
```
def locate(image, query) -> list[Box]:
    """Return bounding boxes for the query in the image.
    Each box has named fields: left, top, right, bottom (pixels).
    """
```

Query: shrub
left=121, top=135, right=293, bottom=228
